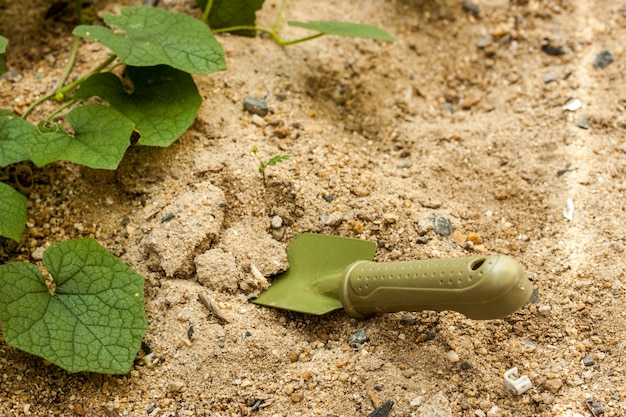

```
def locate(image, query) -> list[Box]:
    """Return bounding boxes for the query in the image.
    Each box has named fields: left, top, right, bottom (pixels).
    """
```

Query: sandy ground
left=1, top=0, right=625, bottom=416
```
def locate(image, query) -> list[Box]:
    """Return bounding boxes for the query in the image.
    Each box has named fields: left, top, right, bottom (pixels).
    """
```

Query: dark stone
left=593, top=50, right=614, bottom=69
left=243, top=96, right=269, bottom=117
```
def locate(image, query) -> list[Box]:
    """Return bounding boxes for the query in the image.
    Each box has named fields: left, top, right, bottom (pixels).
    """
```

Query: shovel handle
left=338, top=254, right=532, bottom=320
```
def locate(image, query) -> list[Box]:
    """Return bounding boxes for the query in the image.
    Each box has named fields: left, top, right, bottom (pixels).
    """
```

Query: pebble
left=582, top=355, right=595, bottom=367
left=563, top=98, right=581, bottom=112
left=320, top=211, right=343, bottom=226
left=349, top=327, right=368, bottom=348
left=366, top=399, right=394, bottom=417
left=401, top=313, right=417, bottom=325
left=585, top=399, right=604, bottom=416
left=290, top=392, right=304, bottom=403
left=243, top=96, right=269, bottom=116
left=593, top=50, right=614, bottom=69
left=430, top=215, right=453, bottom=237
left=251, top=114, right=266, bottom=127
left=575, top=116, right=590, bottom=129
left=462, top=1, right=480, bottom=17
left=270, top=215, right=283, bottom=229
left=544, top=378, right=563, bottom=394
left=445, top=350, right=460, bottom=362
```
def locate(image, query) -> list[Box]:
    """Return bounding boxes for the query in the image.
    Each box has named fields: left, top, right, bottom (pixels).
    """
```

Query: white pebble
left=445, top=350, right=460, bottom=362
left=271, top=215, right=283, bottom=228
left=251, top=114, right=266, bottom=126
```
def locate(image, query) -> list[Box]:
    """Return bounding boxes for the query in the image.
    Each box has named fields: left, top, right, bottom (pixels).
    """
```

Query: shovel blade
left=252, top=233, right=377, bottom=315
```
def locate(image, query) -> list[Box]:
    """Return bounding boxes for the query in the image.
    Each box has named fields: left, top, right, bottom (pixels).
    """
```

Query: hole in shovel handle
left=470, top=258, right=486, bottom=270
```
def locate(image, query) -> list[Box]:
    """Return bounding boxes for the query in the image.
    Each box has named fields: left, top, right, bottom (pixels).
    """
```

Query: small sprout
left=252, top=146, right=290, bottom=186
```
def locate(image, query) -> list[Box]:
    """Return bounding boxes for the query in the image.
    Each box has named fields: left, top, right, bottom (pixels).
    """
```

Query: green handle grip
left=338, top=254, right=532, bottom=320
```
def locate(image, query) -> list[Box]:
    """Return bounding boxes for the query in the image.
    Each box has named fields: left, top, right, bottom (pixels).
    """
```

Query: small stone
left=585, top=399, right=604, bottom=415
left=401, top=313, right=417, bottom=325
left=563, top=98, right=582, bottom=112
left=168, top=381, right=185, bottom=393
left=467, top=233, right=483, bottom=244
left=477, top=35, right=493, bottom=49
left=290, top=352, right=299, bottom=363
left=445, top=350, right=460, bottom=362
left=460, top=95, right=481, bottom=110
left=368, top=399, right=394, bottom=417
left=576, top=116, right=590, bottom=129
left=320, top=211, right=343, bottom=226
left=290, top=392, right=304, bottom=403
left=541, top=40, right=564, bottom=56
left=544, top=378, right=563, bottom=394
left=353, top=221, right=365, bottom=234
left=338, top=372, right=349, bottom=382
left=486, top=405, right=502, bottom=417
left=452, top=230, right=466, bottom=244
left=593, top=50, right=614, bottom=69
left=31, top=246, right=45, bottom=261
left=243, top=96, right=269, bottom=116
left=492, top=22, right=510, bottom=37
left=251, top=114, right=266, bottom=126
left=270, top=215, right=283, bottom=229
left=462, top=2, right=479, bottom=17
left=349, top=327, right=368, bottom=348
left=582, top=355, right=595, bottom=367
left=430, top=215, right=453, bottom=237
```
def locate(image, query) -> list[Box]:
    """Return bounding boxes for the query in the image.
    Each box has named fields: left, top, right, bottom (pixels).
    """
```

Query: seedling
left=252, top=146, right=290, bottom=187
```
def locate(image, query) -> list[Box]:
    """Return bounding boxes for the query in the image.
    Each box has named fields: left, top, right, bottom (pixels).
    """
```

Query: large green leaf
left=0, top=238, right=147, bottom=374
left=27, top=104, right=134, bottom=170
left=75, top=65, right=201, bottom=147
left=0, top=182, right=26, bottom=242
left=197, top=0, right=264, bottom=37
left=73, top=6, right=226, bottom=74
left=288, top=21, right=396, bottom=42
left=0, top=110, right=34, bottom=167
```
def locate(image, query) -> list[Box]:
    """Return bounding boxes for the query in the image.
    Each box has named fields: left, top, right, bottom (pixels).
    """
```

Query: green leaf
left=0, top=239, right=148, bottom=374
left=75, top=65, right=201, bottom=147
left=0, top=182, right=26, bottom=242
left=288, top=21, right=396, bottom=42
left=0, top=110, right=35, bottom=167
left=197, top=0, right=264, bottom=37
left=27, top=104, right=134, bottom=170
left=0, top=35, right=7, bottom=53
left=73, top=6, right=226, bottom=74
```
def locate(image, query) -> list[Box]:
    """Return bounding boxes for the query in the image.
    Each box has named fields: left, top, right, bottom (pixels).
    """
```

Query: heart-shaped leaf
left=73, top=6, right=226, bottom=74
left=197, top=0, right=264, bottom=37
left=27, top=104, right=134, bottom=170
left=0, top=182, right=26, bottom=242
left=288, top=21, right=396, bottom=42
left=0, top=238, right=147, bottom=374
left=0, top=110, right=34, bottom=167
left=75, top=65, right=201, bottom=147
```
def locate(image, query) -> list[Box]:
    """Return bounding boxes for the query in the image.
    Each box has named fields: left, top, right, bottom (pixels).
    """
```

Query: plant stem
left=271, top=0, right=287, bottom=33
left=212, top=25, right=325, bottom=46
left=44, top=99, right=76, bottom=122
left=22, top=54, right=116, bottom=119
left=55, top=36, right=81, bottom=92
left=201, top=0, right=214, bottom=24
left=74, top=0, right=83, bottom=24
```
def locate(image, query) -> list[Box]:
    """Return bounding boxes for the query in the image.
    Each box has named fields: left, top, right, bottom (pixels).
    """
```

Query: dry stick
left=198, top=293, right=230, bottom=324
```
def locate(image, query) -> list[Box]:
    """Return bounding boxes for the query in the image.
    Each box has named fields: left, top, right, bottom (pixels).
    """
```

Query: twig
left=198, top=293, right=230, bottom=324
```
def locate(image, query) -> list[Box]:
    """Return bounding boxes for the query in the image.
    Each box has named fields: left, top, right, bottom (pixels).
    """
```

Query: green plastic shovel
left=252, top=233, right=532, bottom=320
